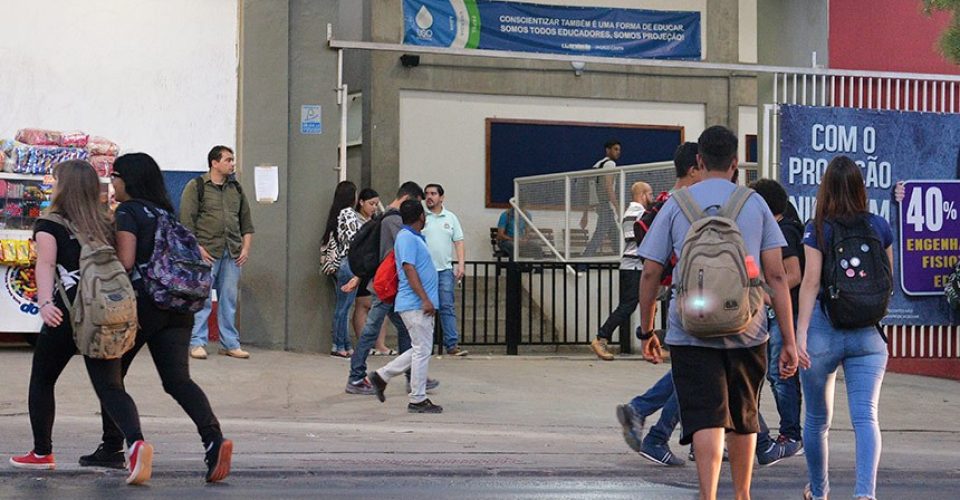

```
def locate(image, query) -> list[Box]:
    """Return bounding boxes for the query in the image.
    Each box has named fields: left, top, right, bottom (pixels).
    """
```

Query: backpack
left=673, top=186, right=765, bottom=338
left=135, top=202, right=213, bottom=313
left=348, top=210, right=399, bottom=280
left=635, top=191, right=677, bottom=285
left=819, top=215, right=892, bottom=329
left=373, top=250, right=399, bottom=304
left=41, top=213, right=137, bottom=359
left=194, top=175, right=243, bottom=207
left=944, top=259, right=960, bottom=310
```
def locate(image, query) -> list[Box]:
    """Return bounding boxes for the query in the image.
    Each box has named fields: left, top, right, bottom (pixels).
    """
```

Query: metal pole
left=339, top=83, right=348, bottom=182
left=564, top=176, right=572, bottom=262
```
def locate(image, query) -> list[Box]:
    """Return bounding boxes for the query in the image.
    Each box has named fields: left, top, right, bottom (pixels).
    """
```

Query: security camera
left=571, top=61, right=585, bottom=76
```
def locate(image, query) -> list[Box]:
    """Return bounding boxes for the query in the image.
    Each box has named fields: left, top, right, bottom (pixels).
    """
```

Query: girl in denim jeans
left=796, top=156, right=893, bottom=500
left=321, top=181, right=360, bottom=357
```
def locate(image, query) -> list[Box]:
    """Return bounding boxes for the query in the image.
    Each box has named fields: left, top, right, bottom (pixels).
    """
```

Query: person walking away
left=591, top=181, right=654, bottom=360
left=582, top=140, right=622, bottom=257
left=344, top=182, right=439, bottom=395
left=9, top=160, right=153, bottom=485
left=635, top=126, right=798, bottom=500
left=352, top=188, right=395, bottom=356
left=423, top=184, right=468, bottom=356
left=749, top=179, right=805, bottom=466
left=74, top=153, right=232, bottom=482
left=368, top=200, right=443, bottom=413
left=615, top=142, right=702, bottom=466
left=180, top=145, right=254, bottom=359
left=321, top=181, right=361, bottom=357
left=796, top=155, right=893, bottom=500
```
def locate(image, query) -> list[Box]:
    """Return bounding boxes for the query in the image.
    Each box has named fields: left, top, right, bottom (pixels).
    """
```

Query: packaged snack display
left=15, top=128, right=61, bottom=146
left=89, top=155, right=116, bottom=177
left=0, top=240, right=16, bottom=265
left=87, top=136, right=119, bottom=156
left=14, top=145, right=89, bottom=174
left=8, top=266, right=38, bottom=303
left=59, top=131, right=90, bottom=148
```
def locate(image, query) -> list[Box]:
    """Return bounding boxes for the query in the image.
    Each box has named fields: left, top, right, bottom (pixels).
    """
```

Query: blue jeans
left=583, top=203, right=618, bottom=257
left=348, top=294, right=411, bottom=383
left=630, top=371, right=681, bottom=446
left=758, top=316, right=803, bottom=450
left=801, top=302, right=887, bottom=499
left=192, top=249, right=243, bottom=350
left=437, top=269, right=460, bottom=350
left=331, top=261, right=358, bottom=352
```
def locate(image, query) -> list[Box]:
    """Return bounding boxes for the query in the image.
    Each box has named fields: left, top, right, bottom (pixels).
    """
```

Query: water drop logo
left=416, top=5, right=434, bottom=40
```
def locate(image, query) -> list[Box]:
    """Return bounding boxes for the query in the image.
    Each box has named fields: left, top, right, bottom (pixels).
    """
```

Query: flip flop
left=369, top=349, right=398, bottom=356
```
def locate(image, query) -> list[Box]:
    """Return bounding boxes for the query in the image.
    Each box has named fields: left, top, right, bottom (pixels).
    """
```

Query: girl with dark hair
left=72, top=153, right=232, bottom=482
left=351, top=188, right=394, bottom=356
left=796, top=155, right=893, bottom=500
left=10, top=160, right=153, bottom=485
left=323, top=181, right=360, bottom=357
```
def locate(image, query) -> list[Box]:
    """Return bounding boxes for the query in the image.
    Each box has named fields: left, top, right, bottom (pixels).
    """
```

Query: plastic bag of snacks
left=89, top=155, right=116, bottom=177
left=59, top=131, right=89, bottom=148
left=15, top=128, right=62, bottom=146
left=14, top=145, right=89, bottom=175
left=1, top=240, right=18, bottom=265
left=15, top=241, right=31, bottom=266
left=86, top=136, right=119, bottom=156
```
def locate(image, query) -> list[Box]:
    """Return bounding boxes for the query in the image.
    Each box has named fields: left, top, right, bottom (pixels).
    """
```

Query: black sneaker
left=369, top=371, right=387, bottom=402
left=408, top=399, right=443, bottom=414
left=204, top=437, right=233, bottom=483
left=78, top=443, right=125, bottom=469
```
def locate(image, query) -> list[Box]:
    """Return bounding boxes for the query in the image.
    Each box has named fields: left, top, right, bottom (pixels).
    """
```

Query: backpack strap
left=718, top=186, right=754, bottom=220
left=194, top=176, right=206, bottom=208
left=672, top=187, right=705, bottom=224
left=39, top=213, right=79, bottom=317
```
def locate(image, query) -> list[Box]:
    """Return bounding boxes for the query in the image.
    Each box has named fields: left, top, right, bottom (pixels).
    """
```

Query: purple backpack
left=139, top=204, right=213, bottom=313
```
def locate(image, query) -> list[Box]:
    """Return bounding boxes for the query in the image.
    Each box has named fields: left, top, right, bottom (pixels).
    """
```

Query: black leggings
left=29, top=320, right=144, bottom=456
left=100, top=300, right=222, bottom=451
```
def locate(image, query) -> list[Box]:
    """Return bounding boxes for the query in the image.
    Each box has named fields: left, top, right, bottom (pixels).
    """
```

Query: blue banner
left=779, top=105, right=960, bottom=326
left=402, top=0, right=700, bottom=60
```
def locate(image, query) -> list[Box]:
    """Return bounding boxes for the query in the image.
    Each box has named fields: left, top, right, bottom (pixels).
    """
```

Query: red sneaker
left=9, top=451, right=56, bottom=470
left=125, top=440, right=153, bottom=485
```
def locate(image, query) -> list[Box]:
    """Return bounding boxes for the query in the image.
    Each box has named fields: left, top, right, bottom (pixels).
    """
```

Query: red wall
left=830, top=0, right=960, bottom=74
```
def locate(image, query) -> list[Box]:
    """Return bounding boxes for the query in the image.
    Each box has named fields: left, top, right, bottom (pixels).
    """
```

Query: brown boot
left=590, top=338, right=615, bottom=361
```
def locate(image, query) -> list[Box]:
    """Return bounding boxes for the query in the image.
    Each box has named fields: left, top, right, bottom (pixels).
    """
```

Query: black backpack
left=634, top=192, right=675, bottom=283
left=347, top=209, right=399, bottom=280
left=820, top=215, right=892, bottom=329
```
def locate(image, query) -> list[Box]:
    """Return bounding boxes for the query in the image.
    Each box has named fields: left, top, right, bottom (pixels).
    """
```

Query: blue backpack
left=136, top=202, right=213, bottom=313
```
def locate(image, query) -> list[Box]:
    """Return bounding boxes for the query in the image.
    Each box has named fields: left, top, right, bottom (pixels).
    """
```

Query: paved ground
left=0, top=345, right=957, bottom=498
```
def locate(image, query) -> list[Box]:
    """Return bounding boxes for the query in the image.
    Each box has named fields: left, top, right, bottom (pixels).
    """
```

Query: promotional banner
left=779, top=105, right=959, bottom=325
left=402, top=0, right=701, bottom=60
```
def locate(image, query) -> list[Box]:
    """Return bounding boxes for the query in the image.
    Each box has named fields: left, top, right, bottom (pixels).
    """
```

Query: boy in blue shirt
left=369, top=200, right=443, bottom=413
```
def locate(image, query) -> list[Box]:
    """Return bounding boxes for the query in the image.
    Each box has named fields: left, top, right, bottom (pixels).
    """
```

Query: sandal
left=802, top=483, right=826, bottom=500
left=330, top=351, right=351, bottom=358
left=370, top=349, right=398, bottom=356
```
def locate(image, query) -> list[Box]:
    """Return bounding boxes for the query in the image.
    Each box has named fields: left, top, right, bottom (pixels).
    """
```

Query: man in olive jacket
left=180, top=145, right=255, bottom=359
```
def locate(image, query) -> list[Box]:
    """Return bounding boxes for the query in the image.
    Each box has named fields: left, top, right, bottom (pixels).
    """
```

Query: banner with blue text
left=779, top=105, right=959, bottom=326
left=402, top=0, right=700, bottom=60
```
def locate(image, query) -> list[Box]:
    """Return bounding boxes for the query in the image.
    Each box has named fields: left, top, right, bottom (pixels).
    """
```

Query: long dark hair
left=113, top=153, right=175, bottom=213
left=323, top=181, right=357, bottom=244
left=814, top=155, right=868, bottom=248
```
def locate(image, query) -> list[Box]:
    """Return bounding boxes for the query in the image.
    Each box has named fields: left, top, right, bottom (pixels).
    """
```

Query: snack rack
left=0, top=172, right=47, bottom=335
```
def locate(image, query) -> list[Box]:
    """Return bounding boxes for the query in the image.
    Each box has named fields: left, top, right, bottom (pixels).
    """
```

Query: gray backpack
left=673, top=186, right=765, bottom=338
left=42, top=213, right=138, bottom=359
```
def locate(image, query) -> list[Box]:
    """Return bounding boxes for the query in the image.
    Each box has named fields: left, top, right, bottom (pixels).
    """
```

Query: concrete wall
left=0, top=0, right=238, bottom=171
left=237, top=0, right=341, bottom=352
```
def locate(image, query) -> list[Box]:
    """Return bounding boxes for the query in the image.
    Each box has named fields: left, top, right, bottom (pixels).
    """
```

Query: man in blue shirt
left=369, top=200, right=443, bottom=414
left=636, top=126, right=798, bottom=499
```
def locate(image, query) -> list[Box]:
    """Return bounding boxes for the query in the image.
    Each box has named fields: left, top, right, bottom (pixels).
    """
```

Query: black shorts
left=669, top=343, right=767, bottom=445
left=356, top=278, right=371, bottom=298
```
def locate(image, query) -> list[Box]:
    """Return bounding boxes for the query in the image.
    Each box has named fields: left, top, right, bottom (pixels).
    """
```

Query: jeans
left=29, top=321, right=144, bottom=455
left=758, top=317, right=803, bottom=450
left=598, top=269, right=640, bottom=340
left=331, top=261, right=358, bottom=352
left=498, top=240, right=514, bottom=260
left=101, top=300, right=222, bottom=451
left=629, top=371, right=681, bottom=447
left=349, top=294, right=412, bottom=383
left=437, top=269, right=460, bottom=350
left=583, top=203, right=618, bottom=257
left=192, top=249, right=243, bottom=350
left=801, top=302, right=887, bottom=499
left=376, top=310, right=434, bottom=404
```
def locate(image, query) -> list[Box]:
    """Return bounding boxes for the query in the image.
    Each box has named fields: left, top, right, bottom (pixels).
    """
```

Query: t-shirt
left=378, top=208, right=404, bottom=261
left=393, top=226, right=440, bottom=313
left=497, top=210, right=526, bottom=238
left=620, top=202, right=645, bottom=271
left=590, top=157, right=616, bottom=205
left=33, top=216, right=81, bottom=309
left=778, top=217, right=805, bottom=314
left=115, top=200, right=160, bottom=268
left=637, top=178, right=787, bottom=349
left=423, top=208, right=464, bottom=271
left=335, top=207, right=363, bottom=264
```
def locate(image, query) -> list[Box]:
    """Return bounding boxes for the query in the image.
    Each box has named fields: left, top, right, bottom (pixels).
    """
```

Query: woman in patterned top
left=321, top=181, right=360, bottom=357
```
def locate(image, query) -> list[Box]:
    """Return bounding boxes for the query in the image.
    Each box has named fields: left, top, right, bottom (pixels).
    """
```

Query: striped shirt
left=620, top=202, right=646, bottom=270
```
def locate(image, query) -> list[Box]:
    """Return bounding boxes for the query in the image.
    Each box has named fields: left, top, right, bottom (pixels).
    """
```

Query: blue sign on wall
left=402, top=0, right=700, bottom=60
left=779, top=104, right=960, bottom=325
left=300, top=105, right=322, bottom=135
